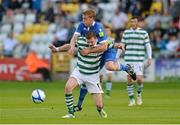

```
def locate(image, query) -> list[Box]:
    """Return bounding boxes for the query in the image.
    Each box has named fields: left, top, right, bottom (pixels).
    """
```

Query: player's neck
left=86, top=21, right=95, bottom=27
left=131, top=27, right=139, bottom=31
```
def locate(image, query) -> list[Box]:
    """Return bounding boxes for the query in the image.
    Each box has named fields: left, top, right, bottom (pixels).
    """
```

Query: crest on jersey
left=99, top=31, right=104, bottom=37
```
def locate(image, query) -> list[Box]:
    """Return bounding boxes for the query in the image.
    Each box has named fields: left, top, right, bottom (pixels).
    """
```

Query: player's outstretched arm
left=91, top=42, right=108, bottom=52
left=80, top=42, right=107, bottom=56
left=49, top=44, right=71, bottom=53
left=68, top=34, right=79, bottom=55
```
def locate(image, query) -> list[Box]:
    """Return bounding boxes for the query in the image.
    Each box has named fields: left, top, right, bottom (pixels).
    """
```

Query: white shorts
left=99, top=66, right=113, bottom=76
left=126, top=62, right=143, bottom=76
left=70, top=67, right=103, bottom=94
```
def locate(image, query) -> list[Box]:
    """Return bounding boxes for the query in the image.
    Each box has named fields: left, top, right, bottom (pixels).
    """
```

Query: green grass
left=0, top=80, right=180, bottom=124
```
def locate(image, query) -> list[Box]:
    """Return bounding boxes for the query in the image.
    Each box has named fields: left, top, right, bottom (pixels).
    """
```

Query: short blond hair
left=82, top=9, right=95, bottom=19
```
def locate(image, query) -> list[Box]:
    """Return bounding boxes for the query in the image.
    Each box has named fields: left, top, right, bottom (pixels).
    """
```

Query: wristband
left=56, top=47, right=60, bottom=52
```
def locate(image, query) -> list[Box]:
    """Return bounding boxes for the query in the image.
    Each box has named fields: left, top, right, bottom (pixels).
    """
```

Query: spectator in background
left=111, top=7, right=128, bottom=41
left=138, top=17, right=147, bottom=29
left=168, top=21, right=179, bottom=37
left=154, top=32, right=167, bottom=53
left=161, top=9, right=172, bottom=30
left=53, top=19, right=69, bottom=46
left=140, top=0, right=152, bottom=12
left=150, top=0, right=162, bottom=14
left=172, top=17, right=180, bottom=29
left=152, top=21, right=165, bottom=39
left=145, top=9, right=161, bottom=30
left=2, top=9, right=14, bottom=24
left=25, top=51, right=52, bottom=82
left=91, top=0, right=104, bottom=22
left=131, top=1, right=142, bottom=16
left=3, top=32, right=19, bottom=57
left=161, top=30, right=179, bottom=58
left=53, top=19, right=75, bottom=47
left=125, top=0, right=152, bottom=14
left=44, top=1, right=54, bottom=23
left=32, top=0, right=42, bottom=13
left=0, top=3, right=5, bottom=22
left=111, top=7, right=128, bottom=30
left=66, top=20, right=76, bottom=43
left=7, top=0, right=22, bottom=10
left=169, top=0, right=180, bottom=19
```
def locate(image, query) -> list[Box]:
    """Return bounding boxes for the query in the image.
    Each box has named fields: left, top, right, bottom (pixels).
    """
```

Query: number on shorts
left=96, top=83, right=102, bottom=91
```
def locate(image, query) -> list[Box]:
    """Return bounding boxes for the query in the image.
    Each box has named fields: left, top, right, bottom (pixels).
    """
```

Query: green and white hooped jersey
left=121, top=28, right=150, bottom=63
left=76, top=37, right=103, bottom=75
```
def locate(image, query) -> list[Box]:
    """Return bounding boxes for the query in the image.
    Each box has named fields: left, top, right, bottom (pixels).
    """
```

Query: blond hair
left=82, top=9, right=95, bottom=19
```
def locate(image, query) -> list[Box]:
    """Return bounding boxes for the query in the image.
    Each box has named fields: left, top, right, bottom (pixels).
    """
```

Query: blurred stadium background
left=0, top=0, right=180, bottom=124
left=0, top=0, right=179, bottom=81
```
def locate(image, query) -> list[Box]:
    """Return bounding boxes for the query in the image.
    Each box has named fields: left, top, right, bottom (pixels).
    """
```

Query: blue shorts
left=100, top=48, right=117, bottom=70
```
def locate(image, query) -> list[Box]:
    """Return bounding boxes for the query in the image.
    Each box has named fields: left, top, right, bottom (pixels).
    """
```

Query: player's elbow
left=65, top=44, right=71, bottom=50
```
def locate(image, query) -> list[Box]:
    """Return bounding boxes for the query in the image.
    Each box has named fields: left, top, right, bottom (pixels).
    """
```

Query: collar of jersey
left=130, top=27, right=141, bottom=32
left=85, top=21, right=95, bottom=29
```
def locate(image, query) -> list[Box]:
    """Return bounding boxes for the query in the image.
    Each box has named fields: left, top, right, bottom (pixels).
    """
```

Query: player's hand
left=80, top=48, right=90, bottom=56
left=147, top=58, right=152, bottom=66
left=49, top=44, right=57, bottom=53
left=68, top=45, right=75, bottom=55
left=114, top=43, right=125, bottom=50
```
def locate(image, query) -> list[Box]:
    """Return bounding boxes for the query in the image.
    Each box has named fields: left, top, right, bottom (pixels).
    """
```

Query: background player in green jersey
left=121, top=16, right=152, bottom=106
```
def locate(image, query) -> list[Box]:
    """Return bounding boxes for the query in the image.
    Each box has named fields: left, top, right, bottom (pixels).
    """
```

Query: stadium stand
left=0, top=0, right=179, bottom=80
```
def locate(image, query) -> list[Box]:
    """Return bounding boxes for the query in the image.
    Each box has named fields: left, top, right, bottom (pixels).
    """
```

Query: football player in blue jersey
left=69, top=9, right=136, bottom=78
left=50, top=9, right=136, bottom=113
left=67, top=9, right=136, bottom=112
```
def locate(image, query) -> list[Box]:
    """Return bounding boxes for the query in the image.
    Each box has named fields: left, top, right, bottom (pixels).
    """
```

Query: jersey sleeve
left=121, top=32, right=126, bottom=44
left=74, top=23, right=83, bottom=36
left=96, top=24, right=107, bottom=43
left=144, top=32, right=150, bottom=44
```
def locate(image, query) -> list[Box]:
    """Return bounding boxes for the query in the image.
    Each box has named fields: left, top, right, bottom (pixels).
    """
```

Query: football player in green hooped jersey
left=121, top=16, right=152, bottom=106
left=49, top=31, right=108, bottom=118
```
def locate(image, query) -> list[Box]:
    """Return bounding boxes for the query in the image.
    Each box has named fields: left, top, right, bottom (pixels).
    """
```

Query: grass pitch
left=0, top=80, right=180, bottom=124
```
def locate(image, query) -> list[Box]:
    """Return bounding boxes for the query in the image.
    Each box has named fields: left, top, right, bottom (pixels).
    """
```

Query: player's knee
left=105, top=63, right=114, bottom=71
left=64, top=85, right=72, bottom=93
left=107, top=75, right=112, bottom=81
left=137, top=78, right=143, bottom=83
left=96, top=104, right=103, bottom=108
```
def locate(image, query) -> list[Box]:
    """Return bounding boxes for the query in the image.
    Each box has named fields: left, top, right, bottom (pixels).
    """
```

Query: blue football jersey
left=75, top=21, right=107, bottom=44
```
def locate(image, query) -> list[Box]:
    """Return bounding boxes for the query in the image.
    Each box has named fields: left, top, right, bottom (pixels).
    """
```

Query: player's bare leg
left=105, top=61, right=136, bottom=80
left=93, top=93, right=107, bottom=118
left=105, top=73, right=112, bottom=98
left=62, top=77, right=79, bottom=118
left=136, top=75, right=143, bottom=105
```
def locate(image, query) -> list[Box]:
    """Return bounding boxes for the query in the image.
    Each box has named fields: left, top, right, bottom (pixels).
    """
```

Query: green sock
left=137, top=83, right=143, bottom=97
left=65, top=94, right=74, bottom=114
left=127, top=84, right=135, bottom=100
left=106, top=90, right=110, bottom=96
